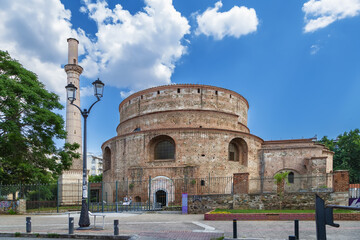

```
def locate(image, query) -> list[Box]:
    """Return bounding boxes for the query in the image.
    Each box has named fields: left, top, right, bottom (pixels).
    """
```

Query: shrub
left=8, top=209, right=16, bottom=215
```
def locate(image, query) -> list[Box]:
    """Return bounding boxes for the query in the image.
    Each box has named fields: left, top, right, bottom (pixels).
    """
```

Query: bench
left=88, top=211, right=106, bottom=229
left=65, top=211, right=106, bottom=229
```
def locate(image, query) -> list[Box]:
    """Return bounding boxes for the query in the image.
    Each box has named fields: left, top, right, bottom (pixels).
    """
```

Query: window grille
left=155, top=140, right=175, bottom=160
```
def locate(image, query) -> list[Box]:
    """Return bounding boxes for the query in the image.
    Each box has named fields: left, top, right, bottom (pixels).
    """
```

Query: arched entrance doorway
left=155, top=190, right=167, bottom=207
left=151, top=176, right=174, bottom=206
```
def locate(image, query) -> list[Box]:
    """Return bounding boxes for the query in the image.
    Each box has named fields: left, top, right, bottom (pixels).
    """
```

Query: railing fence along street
left=0, top=174, right=336, bottom=213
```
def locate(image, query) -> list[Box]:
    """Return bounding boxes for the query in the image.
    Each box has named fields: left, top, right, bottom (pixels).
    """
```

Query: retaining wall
left=188, top=192, right=349, bottom=214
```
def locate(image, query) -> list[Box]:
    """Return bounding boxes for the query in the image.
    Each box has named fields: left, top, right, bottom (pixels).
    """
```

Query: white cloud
left=303, top=0, right=360, bottom=33
left=80, top=85, right=95, bottom=97
left=120, top=90, right=135, bottom=99
left=195, top=1, right=258, bottom=40
left=0, top=0, right=190, bottom=100
left=80, top=0, right=190, bottom=92
left=310, top=44, right=320, bottom=54
left=0, top=0, right=87, bottom=101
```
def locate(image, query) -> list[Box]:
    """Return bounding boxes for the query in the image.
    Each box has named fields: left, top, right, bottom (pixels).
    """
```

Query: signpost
left=182, top=193, right=188, bottom=214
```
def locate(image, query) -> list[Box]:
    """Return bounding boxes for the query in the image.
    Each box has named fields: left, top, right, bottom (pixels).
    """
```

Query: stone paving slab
left=0, top=233, right=130, bottom=239
left=136, top=231, right=223, bottom=240
left=1, top=212, right=360, bottom=239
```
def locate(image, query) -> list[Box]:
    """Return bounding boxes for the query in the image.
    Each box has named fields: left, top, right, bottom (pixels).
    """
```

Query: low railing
left=89, top=202, right=162, bottom=212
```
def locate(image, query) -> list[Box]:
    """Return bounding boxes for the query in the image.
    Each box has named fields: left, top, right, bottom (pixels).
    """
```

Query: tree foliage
left=89, top=174, right=102, bottom=183
left=0, top=50, right=79, bottom=185
left=274, top=171, right=290, bottom=185
left=319, top=129, right=360, bottom=183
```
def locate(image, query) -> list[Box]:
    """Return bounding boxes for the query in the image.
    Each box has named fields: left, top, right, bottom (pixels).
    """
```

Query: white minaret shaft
left=65, top=38, right=83, bottom=170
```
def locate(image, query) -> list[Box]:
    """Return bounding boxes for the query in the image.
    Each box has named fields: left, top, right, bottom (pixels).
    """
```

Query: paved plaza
left=0, top=212, right=359, bottom=239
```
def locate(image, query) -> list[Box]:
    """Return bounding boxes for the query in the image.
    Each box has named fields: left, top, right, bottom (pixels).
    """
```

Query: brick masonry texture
left=333, top=170, right=349, bottom=192
left=102, top=84, right=335, bottom=204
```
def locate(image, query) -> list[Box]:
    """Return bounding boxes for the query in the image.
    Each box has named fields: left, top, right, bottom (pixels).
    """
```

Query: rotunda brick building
left=101, top=84, right=333, bottom=205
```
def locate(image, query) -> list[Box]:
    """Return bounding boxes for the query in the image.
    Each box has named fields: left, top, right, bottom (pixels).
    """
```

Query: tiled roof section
left=263, top=138, right=316, bottom=145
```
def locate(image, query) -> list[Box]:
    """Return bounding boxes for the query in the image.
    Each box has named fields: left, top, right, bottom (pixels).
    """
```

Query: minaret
left=64, top=38, right=83, bottom=170
left=59, top=38, right=83, bottom=205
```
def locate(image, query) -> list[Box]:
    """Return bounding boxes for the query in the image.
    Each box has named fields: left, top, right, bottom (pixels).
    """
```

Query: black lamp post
left=65, top=78, right=104, bottom=229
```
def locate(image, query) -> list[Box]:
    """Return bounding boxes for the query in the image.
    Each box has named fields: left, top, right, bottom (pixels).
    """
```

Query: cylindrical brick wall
left=103, top=129, right=262, bottom=180
left=102, top=84, right=263, bottom=200
left=118, top=84, right=249, bottom=131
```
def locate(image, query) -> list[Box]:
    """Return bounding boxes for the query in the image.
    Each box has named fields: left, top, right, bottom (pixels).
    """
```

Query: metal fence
left=88, top=176, right=233, bottom=208
left=89, top=202, right=162, bottom=212
left=250, top=174, right=334, bottom=194
left=0, top=174, right=335, bottom=213
left=0, top=176, right=232, bottom=212
left=349, top=184, right=360, bottom=198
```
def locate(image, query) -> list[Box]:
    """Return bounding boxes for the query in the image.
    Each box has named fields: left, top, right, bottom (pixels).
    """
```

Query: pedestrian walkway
left=0, top=212, right=360, bottom=239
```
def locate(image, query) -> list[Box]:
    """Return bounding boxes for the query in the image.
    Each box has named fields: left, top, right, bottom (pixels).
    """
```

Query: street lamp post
left=65, top=78, right=104, bottom=229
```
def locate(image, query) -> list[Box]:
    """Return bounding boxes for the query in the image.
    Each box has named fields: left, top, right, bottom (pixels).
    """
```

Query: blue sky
left=1, top=0, right=360, bottom=155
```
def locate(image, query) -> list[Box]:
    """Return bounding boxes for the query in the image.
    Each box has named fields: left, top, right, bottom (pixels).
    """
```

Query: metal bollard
left=289, top=236, right=296, bottom=240
left=69, top=217, right=74, bottom=234
left=26, top=217, right=31, bottom=233
left=294, top=219, right=299, bottom=240
left=233, top=219, right=237, bottom=239
left=114, top=220, right=119, bottom=235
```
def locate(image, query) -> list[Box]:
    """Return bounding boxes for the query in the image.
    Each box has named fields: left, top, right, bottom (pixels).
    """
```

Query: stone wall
left=0, top=200, right=26, bottom=214
left=18, top=199, right=26, bottom=214
left=189, top=194, right=234, bottom=214
left=188, top=192, right=349, bottom=214
left=261, top=140, right=333, bottom=179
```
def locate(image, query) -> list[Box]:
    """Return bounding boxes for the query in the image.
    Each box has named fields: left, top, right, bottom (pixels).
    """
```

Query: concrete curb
left=205, top=212, right=360, bottom=221
left=0, top=232, right=132, bottom=239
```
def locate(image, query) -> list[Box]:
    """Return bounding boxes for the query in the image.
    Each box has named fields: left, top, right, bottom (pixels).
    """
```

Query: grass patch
left=211, top=209, right=359, bottom=214
left=47, top=233, right=60, bottom=238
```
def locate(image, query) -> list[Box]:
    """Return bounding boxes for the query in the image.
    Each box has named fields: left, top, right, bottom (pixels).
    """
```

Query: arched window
left=288, top=172, right=294, bottom=184
left=149, top=135, right=175, bottom=161
left=228, top=138, right=248, bottom=166
left=134, top=196, right=141, bottom=202
left=155, top=140, right=175, bottom=160
left=103, top=147, right=111, bottom=171
left=228, top=142, right=239, bottom=161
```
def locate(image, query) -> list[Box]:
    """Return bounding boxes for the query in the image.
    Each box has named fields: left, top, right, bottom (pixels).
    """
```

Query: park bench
left=65, top=211, right=106, bottom=229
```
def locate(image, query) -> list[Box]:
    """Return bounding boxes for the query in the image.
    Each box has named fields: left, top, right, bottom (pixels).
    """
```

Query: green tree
left=89, top=174, right=102, bottom=183
left=274, top=171, right=290, bottom=185
left=0, top=50, right=79, bottom=185
left=319, top=129, right=360, bottom=183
